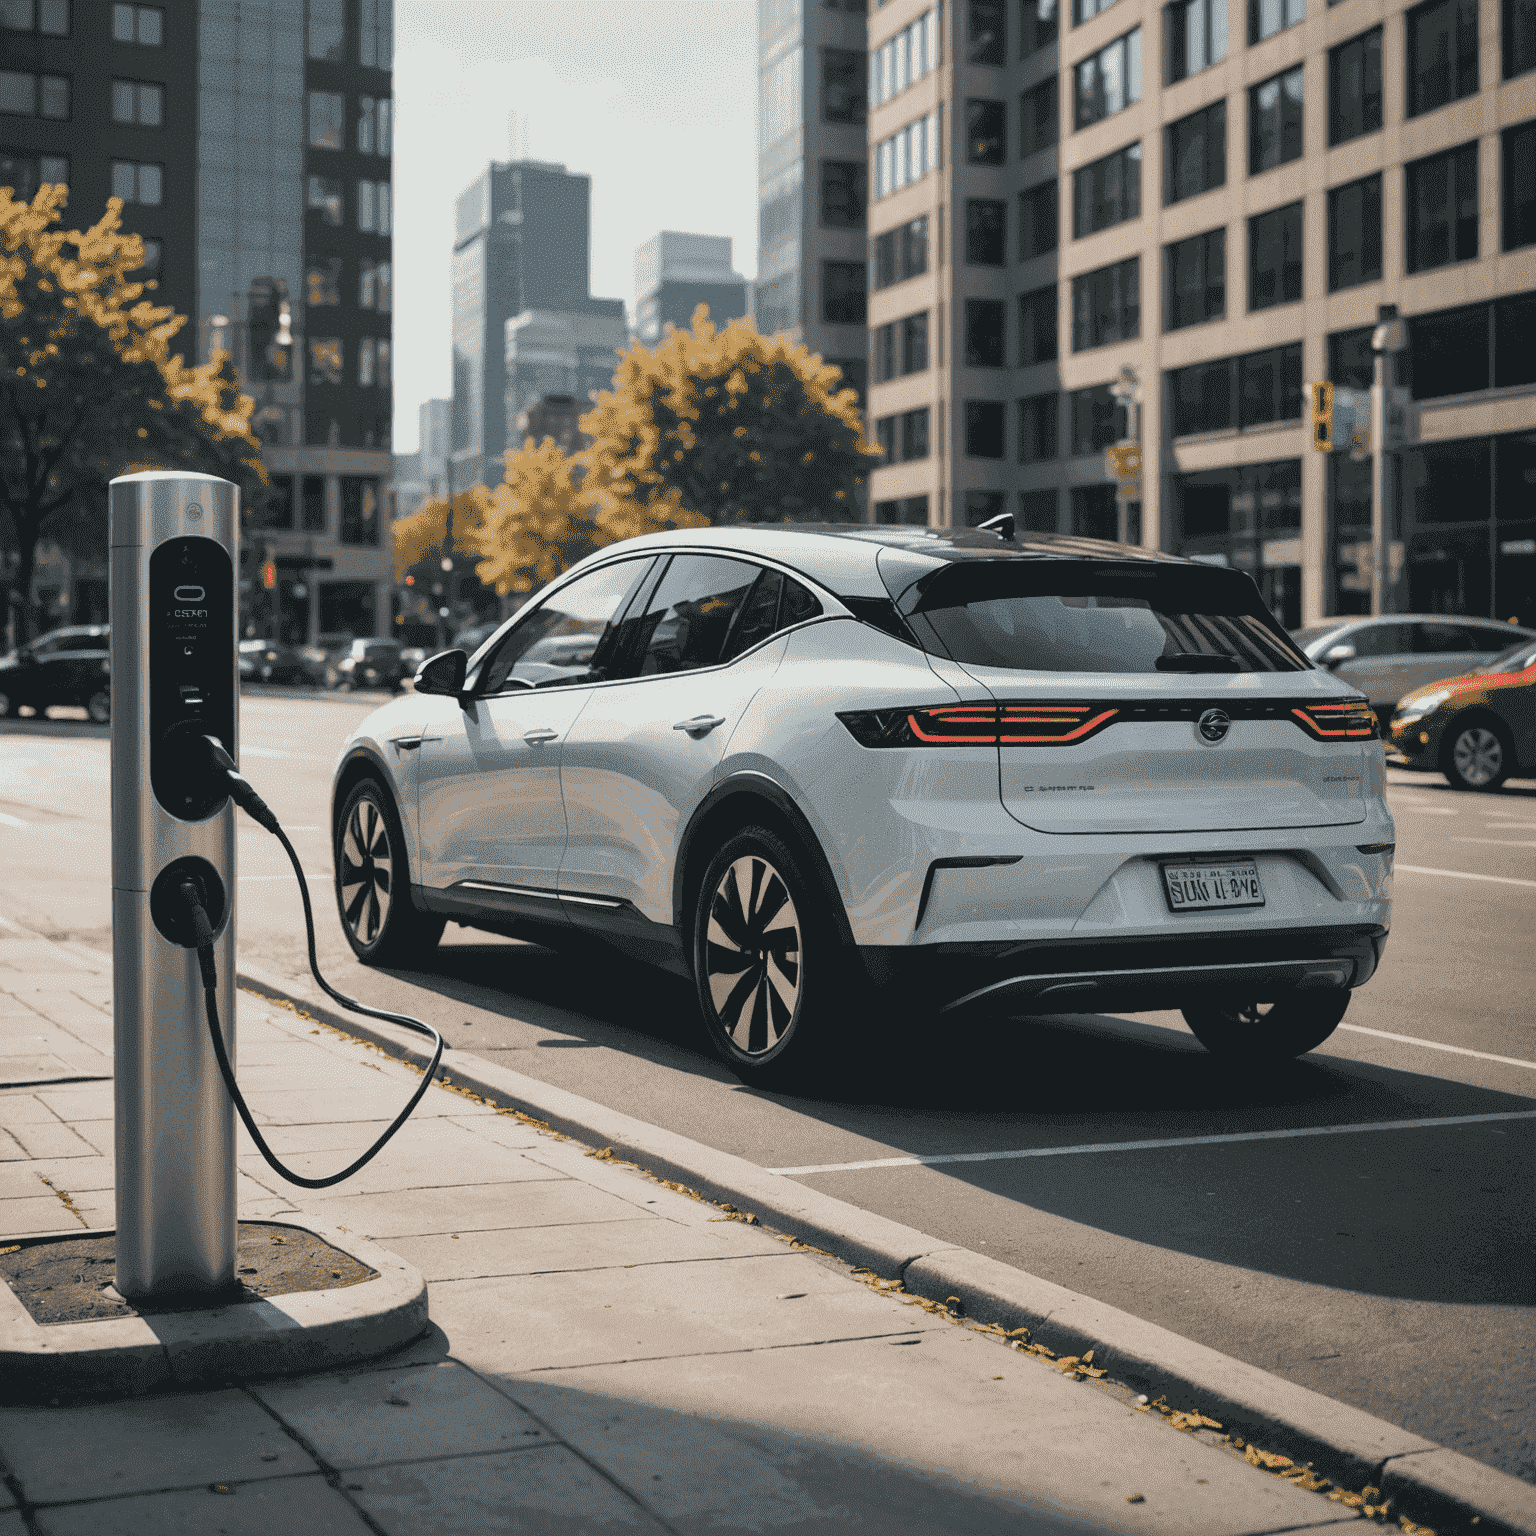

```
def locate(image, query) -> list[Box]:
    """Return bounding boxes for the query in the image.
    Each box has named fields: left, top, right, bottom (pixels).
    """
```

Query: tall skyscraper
left=1, top=0, right=397, bottom=642
left=450, top=158, right=622, bottom=491
left=633, top=231, right=749, bottom=344
left=755, top=0, right=870, bottom=404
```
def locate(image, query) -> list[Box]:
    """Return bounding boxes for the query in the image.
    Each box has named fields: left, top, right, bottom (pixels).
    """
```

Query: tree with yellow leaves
left=1, top=185, right=263, bottom=643
left=583, top=306, right=879, bottom=543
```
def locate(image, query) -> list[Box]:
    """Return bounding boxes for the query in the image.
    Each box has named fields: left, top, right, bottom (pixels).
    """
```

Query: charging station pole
left=110, top=471, right=240, bottom=1298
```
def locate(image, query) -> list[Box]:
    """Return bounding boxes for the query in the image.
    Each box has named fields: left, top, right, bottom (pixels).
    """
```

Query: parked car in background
left=1389, top=637, right=1536, bottom=791
left=399, top=646, right=428, bottom=683
left=238, top=639, right=316, bottom=686
left=303, top=633, right=354, bottom=689
left=1292, top=615, right=1536, bottom=720
left=0, top=625, right=111, bottom=722
left=450, top=620, right=500, bottom=658
left=335, top=638, right=406, bottom=692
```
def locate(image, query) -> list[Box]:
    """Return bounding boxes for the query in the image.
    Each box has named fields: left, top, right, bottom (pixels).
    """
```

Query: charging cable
left=175, top=737, right=445, bottom=1189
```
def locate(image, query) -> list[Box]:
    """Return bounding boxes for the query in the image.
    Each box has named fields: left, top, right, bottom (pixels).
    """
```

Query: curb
left=0, top=1218, right=428, bottom=1403
left=236, top=960, right=1536, bottom=1536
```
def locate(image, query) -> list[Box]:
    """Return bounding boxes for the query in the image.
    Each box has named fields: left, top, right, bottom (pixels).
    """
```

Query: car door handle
left=523, top=727, right=559, bottom=745
left=673, top=714, right=726, bottom=735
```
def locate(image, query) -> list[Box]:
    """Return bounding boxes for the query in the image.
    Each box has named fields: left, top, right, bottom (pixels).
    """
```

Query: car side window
left=1414, top=622, right=1485, bottom=654
left=1347, top=623, right=1414, bottom=658
left=780, top=575, right=822, bottom=628
left=477, top=560, right=651, bottom=694
left=720, top=569, right=783, bottom=663
left=630, top=555, right=762, bottom=676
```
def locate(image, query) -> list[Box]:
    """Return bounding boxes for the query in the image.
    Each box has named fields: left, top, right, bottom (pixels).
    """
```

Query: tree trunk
left=9, top=505, right=45, bottom=648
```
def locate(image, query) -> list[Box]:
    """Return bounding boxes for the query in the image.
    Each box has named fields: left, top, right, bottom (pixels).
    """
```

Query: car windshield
left=1478, top=639, right=1536, bottom=674
left=894, top=563, right=1307, bottom=674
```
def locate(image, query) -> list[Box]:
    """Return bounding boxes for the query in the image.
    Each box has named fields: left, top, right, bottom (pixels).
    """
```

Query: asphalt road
left=2, top=690, right=1532, bottom=1484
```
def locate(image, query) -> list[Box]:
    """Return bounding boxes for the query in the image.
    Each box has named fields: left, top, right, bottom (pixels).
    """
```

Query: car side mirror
left=1321, top=642, right=1356, bottom=668
left=414, top=649, right=468, bottom=698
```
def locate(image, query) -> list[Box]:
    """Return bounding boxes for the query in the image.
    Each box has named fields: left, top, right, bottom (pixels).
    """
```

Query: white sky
left=392, top=0, right=759, bottom=452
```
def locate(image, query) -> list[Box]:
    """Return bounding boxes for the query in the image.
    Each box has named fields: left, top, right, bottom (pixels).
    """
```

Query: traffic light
left=1310, top=382, right=1335, bottom=452
left=261, top=558, right=277, bottom=591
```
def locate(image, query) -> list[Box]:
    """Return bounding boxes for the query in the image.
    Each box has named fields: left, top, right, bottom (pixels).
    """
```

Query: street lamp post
left=1369, top=314, right=1407, bottom=618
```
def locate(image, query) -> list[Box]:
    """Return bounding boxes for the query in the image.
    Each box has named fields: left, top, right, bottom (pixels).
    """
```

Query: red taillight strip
left=906, top=707, right=998, bottom=744
left=1291, top=703, right=1377, bottom=740
left=999, top=706, right=1119, bottom=743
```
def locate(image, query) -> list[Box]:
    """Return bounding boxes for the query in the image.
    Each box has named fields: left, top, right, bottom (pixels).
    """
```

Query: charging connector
left=176, top=739, right=446, bottom=1189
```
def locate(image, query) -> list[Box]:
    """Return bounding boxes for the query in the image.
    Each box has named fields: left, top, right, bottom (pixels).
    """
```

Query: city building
left=2, top=0, right=398, bottom=643
left=392, top=397, right=450, bottom=520
left=503, top=306, right=628, bottom=450
left=755, top=0, right=872, bottom=405
left=633, top=230, right=749, bottom=343
left=862, top=0, right=1535, bottom=626
left=449, top=158, right=624, bottom=492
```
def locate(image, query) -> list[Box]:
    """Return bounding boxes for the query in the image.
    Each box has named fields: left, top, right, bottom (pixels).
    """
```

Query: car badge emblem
left=1197, top=708, right=1232, bottom=743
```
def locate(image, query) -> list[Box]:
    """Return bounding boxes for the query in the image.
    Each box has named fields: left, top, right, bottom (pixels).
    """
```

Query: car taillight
left=838, top=703, right=1119, bottom=748
left=1291, top=701, right=1378, bottom=740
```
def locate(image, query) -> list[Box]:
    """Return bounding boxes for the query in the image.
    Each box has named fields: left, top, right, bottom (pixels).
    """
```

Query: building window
left=359, top=257, right=378, bottom=308
left=0, top=71, right=70, bottom=119
left=308, top=0, right=343, bottom=60
left=872, top=215, right=929, bottom=288
left=1073, top=142, right=1140, bottom=237
left=967, top=98, right=1007, bottom=163
left=309, top=338, right=343, bottom=386
left=253, top=475, right=295, bottom=531
left=875, top=416, right=896, bottom=462
left=822, top=47, right=866, bottom=123
left=1019, top=76, right=1058, bottom=157
left=1018, top=392, right=1059, bottom=462
left=308, top=90, right=344, bottom=150
left=1165, top=227, right=1225, bottom=329
left=965, top=299, right=1007, bottom=366
left=1407, top=141, right=1478, bottom=272
left=966, top=401, right=1006, bottom=458
left=966, top=199, right=1007, bottom=264
left=1505, top=121, right=1536, bottom=251
left=1408, top=0, right=1478, bottom=117
left=1329, top=29, right=1382, bottom=146
left=1166, top=0, right=1226, bottom=83
left=902, top=406, right=931, bottom=459
left=111, top=78, right=162, bottom=126
left=1074, top=28, right=1142, bottom=129
left=111, top=3, right=160, bottom=44
left=1250, top=0, right=1304, bottom=45
left=831, top=357, right=866, bottom=406
left=1506, top=0, right=1536, bottom=78
left=969, top=0, right=1006, bottom=63
left=358, top=179, right=391, bottom=234
left=305, top=257, right=341, bottom=306
left=1021, top=0, right=1058, bottom=58
left=1169, top=342, right=1301, bottom=436
left=875, top=496, right=930, bottom=525
left=761, top=46, right=802, bottom=149
left=823, top=260, right=867, bottom=323
left=872, top=311, right=929, bottom=379
left=965, top=491, right=1007, bottom=526
left=1069, top=383, right=1119, bottom=455
left=1392, top=293, right=1536, bottom=399
left=1249, top=202, right=1302, bottom=310
left=870, top=9, right=940, bottom=109
left=1249, top=65, right=1303, bottom=174
left=358, top=96, right=386, bottom=153
left=3, top=0, right=69, bottom=32
left=1170, top=355, right=1233, bottom=434
left=359, top=0, right=390, bottom=67
left=1328, top=173, right=1383, bottom=289
left=1240, top=342, right=1303, bottom=428
left=307, top=175, right=343, bottom=225
left=1070, top=485, right=1119, bottom=539
left=821, top=160, right=867, bottom=228
left=873, top=111, right=942, bottom=197
left=110, top=160, right=161, bottom=204
left=301, top=475, right=326, bottom=532
left=0, top=149, right=68, bottom=197
left=1165, top=101, right=1225, bottom=206
left=1071, top=256, right=1139, bottom=350
left=1018, top=179, right=1058, bottom=256
left=340, top=478, right=379, bottom=546
left=1018, top=284, right=1058, bottom=363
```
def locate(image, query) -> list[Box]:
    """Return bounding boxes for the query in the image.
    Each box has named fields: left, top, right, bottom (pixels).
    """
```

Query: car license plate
left=1161, top=860, right=1265, bottom=912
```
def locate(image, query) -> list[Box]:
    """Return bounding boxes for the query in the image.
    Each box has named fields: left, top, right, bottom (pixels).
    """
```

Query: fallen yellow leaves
left=0, top=1245, right=20, bottom=1257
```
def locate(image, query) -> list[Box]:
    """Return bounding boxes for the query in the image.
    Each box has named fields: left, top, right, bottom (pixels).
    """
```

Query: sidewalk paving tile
left=296, top=1179, right=652, bottom=1240
left=0, top=1128, right=27, bottom=1161
left=346, top=1444, right=670, bottom=1535
left=2, top=1121, right=97, bottom=1160
left=234, top=1087, right=474, bottom=1126
left=0, top=1166, right=46, bottom=1199
left=29, top=1475, right=374, bottom=1536
left=0, top=1193, right=76, bottom=1234
left=0, top=1389, right=318, bottom=1503
left=252, top=1360, right=544, bottom=1468
left=32, top=1088, right=114, bottom=1123
left=442, top=1113, right=549, bottom=1152
left=0, top=1094, right=63, bottom=1127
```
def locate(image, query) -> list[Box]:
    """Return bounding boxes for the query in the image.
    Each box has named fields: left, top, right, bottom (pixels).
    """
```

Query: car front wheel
left=691, top=826, right=854, bottom=1089
left=1442, top=719, right=1512, bottom=792
left=334, top=780, right=445, bottom=965
left=1182, top=990, right=1350, bottom=1064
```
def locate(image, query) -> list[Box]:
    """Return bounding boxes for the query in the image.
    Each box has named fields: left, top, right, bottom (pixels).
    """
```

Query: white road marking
left=1487, top=822, right=1536, bottom=830
left=0, top=811, right=29, bottom=829
left=1393, top=805, right=1458, bottom=815
left=767, top=1111, right=1536, bottom=1177
left=1452, top=837, right=1536, bottom=847
left=1396, top=863, right=1536, bottom=889
left=1337, top=1023, right=1536, bottom=1071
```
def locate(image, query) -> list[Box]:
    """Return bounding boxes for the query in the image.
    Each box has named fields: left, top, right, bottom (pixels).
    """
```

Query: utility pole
left=1369, top=309, right=1407, bottom=617
left=1107, top=365, right=1142, bottom=544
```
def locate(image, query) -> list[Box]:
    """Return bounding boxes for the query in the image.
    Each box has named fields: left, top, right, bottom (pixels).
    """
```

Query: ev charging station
left=110, top=471, right=240, bottom=1300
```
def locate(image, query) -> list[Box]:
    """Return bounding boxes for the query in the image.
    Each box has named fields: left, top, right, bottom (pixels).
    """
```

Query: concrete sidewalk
left=0, top=928, right=1393, bottom=1534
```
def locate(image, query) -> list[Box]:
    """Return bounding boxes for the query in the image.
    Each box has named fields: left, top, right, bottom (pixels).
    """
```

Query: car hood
left=1398, top=665, right=1534, bottom=712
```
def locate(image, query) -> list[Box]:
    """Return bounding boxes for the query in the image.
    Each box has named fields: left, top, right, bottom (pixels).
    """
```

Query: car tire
left=86, top=690, right=111, bottom=725
left=334, top=779, right=445, bottom=966
left=1441, top=717, right=1512, bottom=793
left=691, top=825, right=856, bottom=1089
left=1181, top=989, right=1350, bottom=1064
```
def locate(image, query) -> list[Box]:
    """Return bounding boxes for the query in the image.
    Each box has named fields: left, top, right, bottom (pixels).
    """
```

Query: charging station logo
left=174, top=585, right=206, bottom=603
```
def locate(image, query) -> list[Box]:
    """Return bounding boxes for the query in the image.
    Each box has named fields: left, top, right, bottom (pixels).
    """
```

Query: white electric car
left=330, top=524, right=1393, bottom=1084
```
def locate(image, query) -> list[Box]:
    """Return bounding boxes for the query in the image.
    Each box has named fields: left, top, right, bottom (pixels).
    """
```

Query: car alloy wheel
left=334, top=781, right=445, bottom=965
left=86, top=690, right=111, bottom=724
left=705, top=854, right=802, bottom=1056
left=339, top=794, right=394, bottom=946
left=1447, top=724, right=1507, bottom=791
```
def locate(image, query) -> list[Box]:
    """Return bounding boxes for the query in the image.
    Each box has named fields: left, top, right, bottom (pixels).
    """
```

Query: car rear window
left=893, top=562, right=1307, bottom=674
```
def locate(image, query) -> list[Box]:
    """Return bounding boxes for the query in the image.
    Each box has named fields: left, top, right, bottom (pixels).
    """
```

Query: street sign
left=1104, top=442, right=1143, bottom=480
left=1309, top=383, right=1370, bottom=454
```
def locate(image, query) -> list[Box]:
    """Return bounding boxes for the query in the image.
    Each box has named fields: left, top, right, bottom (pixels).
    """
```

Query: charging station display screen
left=149, top=536, right=235, bottom=821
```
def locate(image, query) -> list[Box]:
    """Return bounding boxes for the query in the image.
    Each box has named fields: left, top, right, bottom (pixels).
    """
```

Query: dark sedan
left=0, top=626, right=111, bottom=722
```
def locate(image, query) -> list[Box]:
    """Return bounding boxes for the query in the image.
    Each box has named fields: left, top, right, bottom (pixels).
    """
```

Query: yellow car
left=1389, top=637, right=1536, bottom=791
